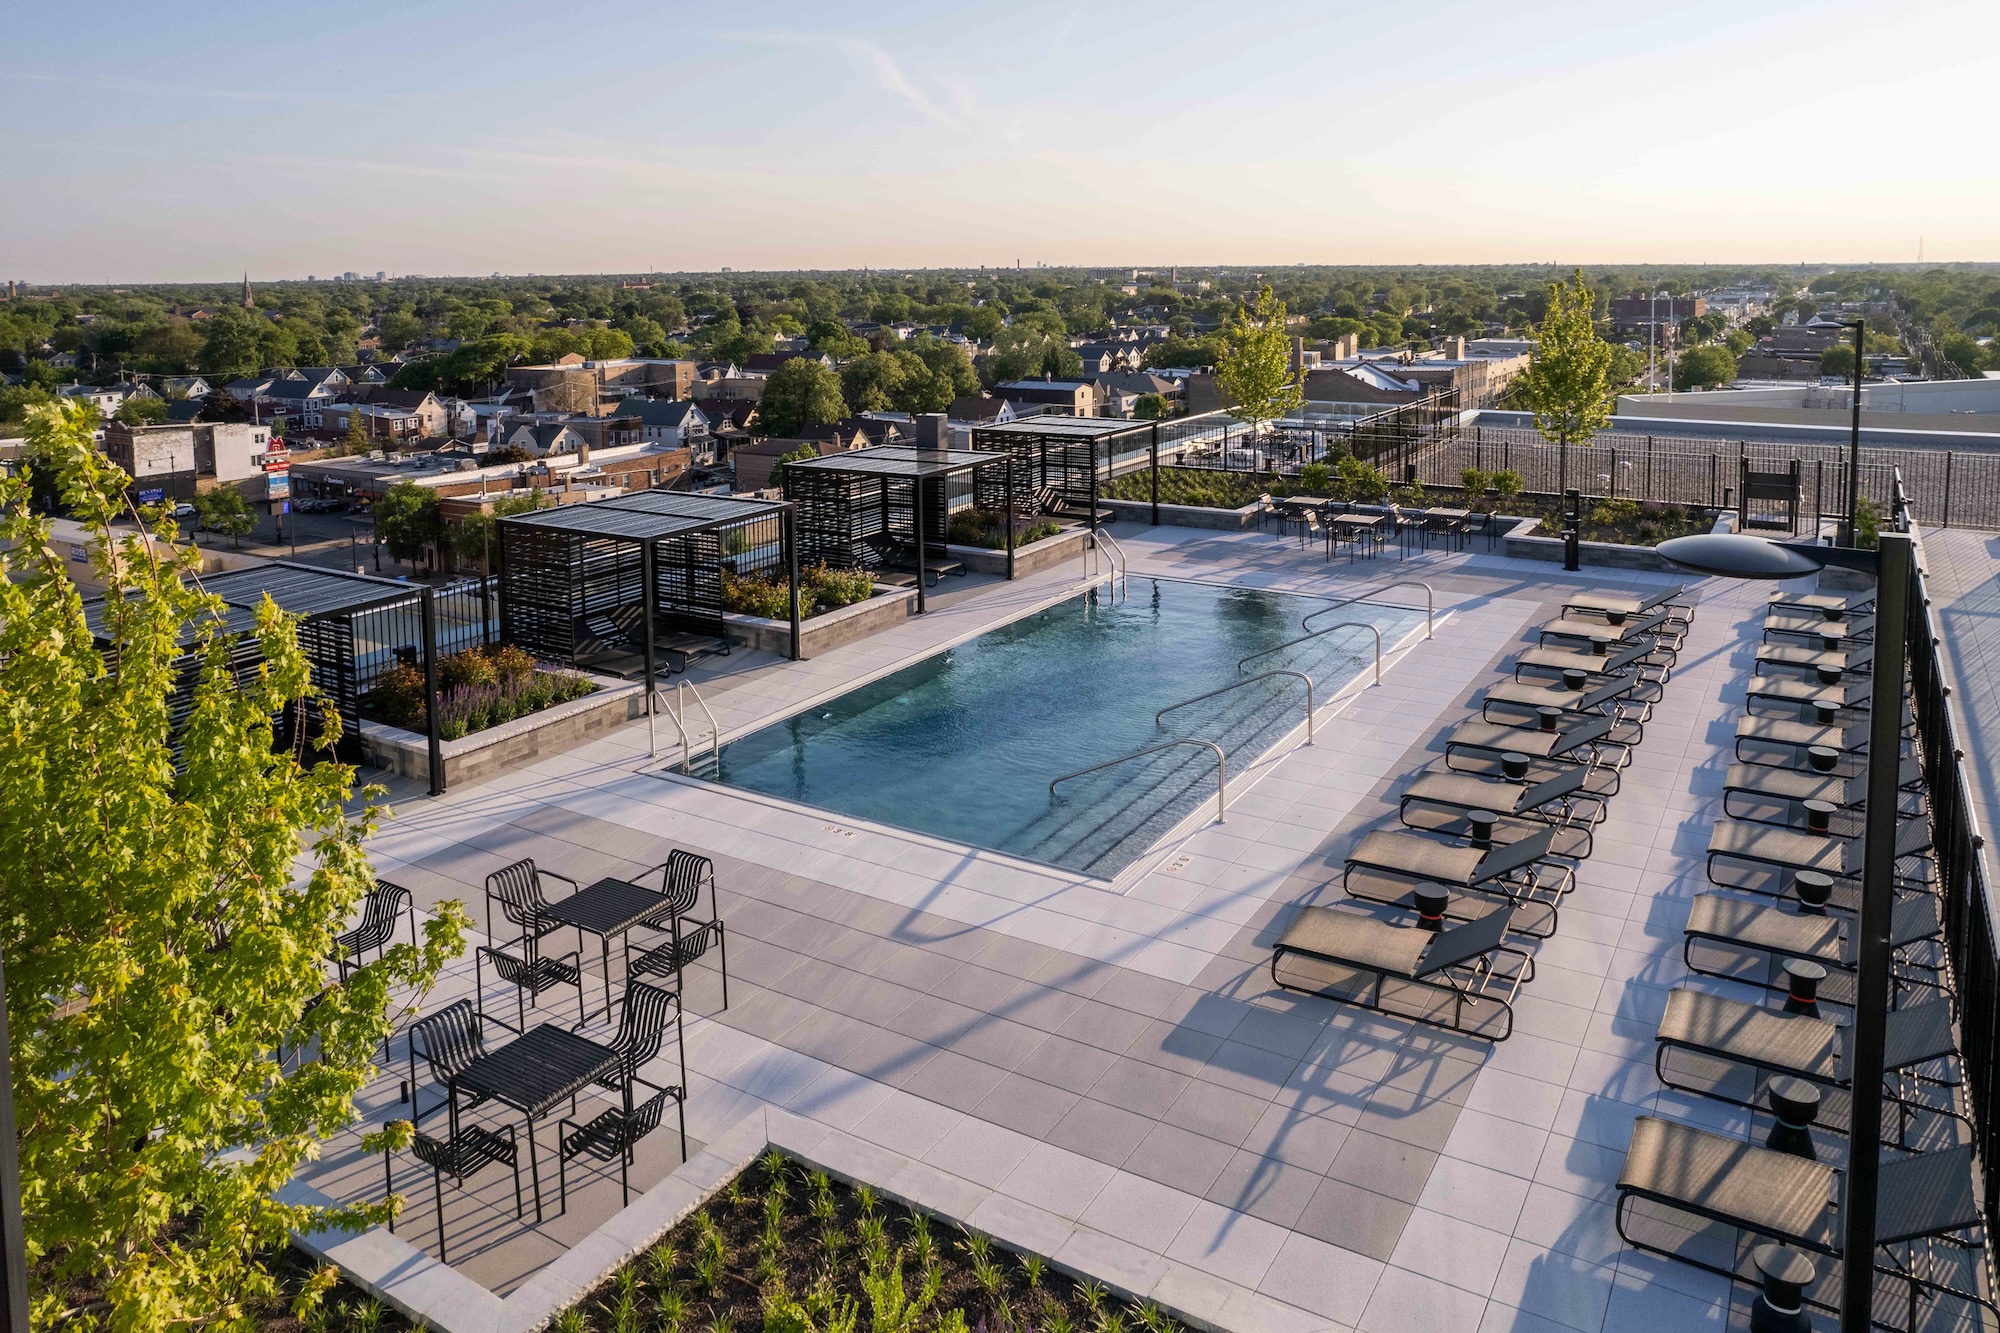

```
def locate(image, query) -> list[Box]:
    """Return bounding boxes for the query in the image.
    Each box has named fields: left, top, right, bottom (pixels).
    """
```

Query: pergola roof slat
left=782, top=444, right=1004, bottom=480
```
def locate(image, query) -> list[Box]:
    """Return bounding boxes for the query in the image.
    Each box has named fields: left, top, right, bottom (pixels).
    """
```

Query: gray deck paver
left=299, top=523, right=1901, bottom=1328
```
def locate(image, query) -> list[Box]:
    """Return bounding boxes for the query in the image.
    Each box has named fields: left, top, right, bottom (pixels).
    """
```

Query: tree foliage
left=1518, top=270, right=1613, bottom=448
left=757, top=359, right=848, bottom=438
left=1, top=400, right=468, bottom=1329
left=1673, top=345, right=1737, bottom=392
left=193, top=485, right=255, bottom=545
left=451, top=487, right=543, bottom=568
left=114, top=394, right=169, bottom=426
left=1214, top=286, right=1303, bottom=430
left=373, top=480, right=442, bottom=562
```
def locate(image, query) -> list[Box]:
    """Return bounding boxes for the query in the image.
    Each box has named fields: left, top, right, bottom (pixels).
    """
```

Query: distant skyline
left=4, top=0, right=1997, bottom=283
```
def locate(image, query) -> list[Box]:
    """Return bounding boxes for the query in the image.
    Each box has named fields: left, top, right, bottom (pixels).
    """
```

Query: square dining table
left=451, top=1022, right=621, bottom=1221
left=543, top=876, right=670, bottom=1023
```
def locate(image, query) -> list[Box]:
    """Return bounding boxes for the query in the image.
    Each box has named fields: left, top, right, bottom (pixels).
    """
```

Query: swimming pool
left=712, top=578, right=1428, bottom=876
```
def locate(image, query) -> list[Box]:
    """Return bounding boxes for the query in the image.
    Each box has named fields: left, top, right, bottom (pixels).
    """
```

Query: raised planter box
left=360, top=670, right=642, bottom=789
left=946, top=522, right=1093, bottom=577
left=1499, top=510, right=1735, bottom=571
left=1101, top=497, right=1262, bottom=530
left=725, top=583, right=919, bottom=659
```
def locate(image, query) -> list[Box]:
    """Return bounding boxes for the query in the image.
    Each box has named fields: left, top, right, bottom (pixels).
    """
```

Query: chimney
left=1447, top=336, right=1467, bottom=360
left=915, top=412, right=948, bottom=450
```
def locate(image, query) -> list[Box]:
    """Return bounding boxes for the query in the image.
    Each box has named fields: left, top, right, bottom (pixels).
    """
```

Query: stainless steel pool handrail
left=1239, top=622, right=1382, bottom=685
left=648, top=685, right=693, bottom=773
left=1301, top=580, right=1434, bottom=639
left=674, top=678, right=721, bottom=770
left=1155, top=670, right=1315, bottom=745
left=1096, top=529, right=1130, bottom=602
left=1049, top=739, right=1227, bottom=824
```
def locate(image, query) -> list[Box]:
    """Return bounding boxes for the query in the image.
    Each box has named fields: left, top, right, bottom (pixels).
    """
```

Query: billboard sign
left=266, top=472, right=291, bottom=500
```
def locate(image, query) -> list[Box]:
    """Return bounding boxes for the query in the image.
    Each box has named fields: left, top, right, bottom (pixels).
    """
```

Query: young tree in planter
left=1517, top=270, right=1613, bottom=452
left=1, top=400, right=469, bottom=1329
left=1215, top=285, right=1304, bottom=435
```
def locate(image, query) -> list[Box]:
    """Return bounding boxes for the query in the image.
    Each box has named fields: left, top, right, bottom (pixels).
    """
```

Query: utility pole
left=1647, top=290, right=1657, bottom=392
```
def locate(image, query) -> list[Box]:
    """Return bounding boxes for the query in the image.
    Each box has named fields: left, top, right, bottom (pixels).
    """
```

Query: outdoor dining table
left=543, top=877, right=671, bottom=1024
left=451, top=1022, right=622, bottom=1222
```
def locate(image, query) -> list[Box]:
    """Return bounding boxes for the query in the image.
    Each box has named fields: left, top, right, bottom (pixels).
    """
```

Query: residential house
left=499, top=420, right=592, bottom=458
left=160, top=376, right=211, bottom=400
left=337, top=386, right=450, bottom=438
left=741, top=352, right=832, bottom=375
left=317, top=401, right=423, bottom=443
left=60, top=382, right=156, bottom=418
left=630, top=399, right=711, bottom=454
left=995, top=378, right=1101, bottom=416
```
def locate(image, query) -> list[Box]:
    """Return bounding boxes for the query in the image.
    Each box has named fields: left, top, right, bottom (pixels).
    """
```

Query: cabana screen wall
left=970, top=411, right=1236, bottom=515
left=783, top=446, right=1003, bottom=571
left=497, top=491, right=791, bottom=666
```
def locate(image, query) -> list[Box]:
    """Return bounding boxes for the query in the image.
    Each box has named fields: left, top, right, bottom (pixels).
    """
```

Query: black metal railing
left=1898, top=473, right=2000, bottom=1233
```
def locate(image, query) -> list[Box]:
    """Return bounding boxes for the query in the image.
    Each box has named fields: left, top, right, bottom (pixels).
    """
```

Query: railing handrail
left=1156, top=669, right=1315, bottom=745
left=674, top=678, right=721, bottom=770
left=1301, top=580, right=1434, bottom=639
left=1239, top=621, right=1382, bottom=686
left=648, top=684, right=692, bottom=773
left=1049, top=738, right=1227, bottom=825
left=1096, top=528, right=1129, bottom=601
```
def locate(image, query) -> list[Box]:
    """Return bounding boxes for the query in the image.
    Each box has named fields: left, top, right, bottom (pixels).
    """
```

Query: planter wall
left=725, top=583, right=919, bottom=659
left=946, top=523, right=1093, bottom=577
left=1101, top=498, right=1262, bottom=530
left=361, top=671, right=643, bottom=789
left=1499, top=513, right=1733, bottom=572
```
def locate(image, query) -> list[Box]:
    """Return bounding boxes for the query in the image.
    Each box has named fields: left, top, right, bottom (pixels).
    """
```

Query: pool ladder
left=648, top=678, right=722, bottom=775
left=1089, top=528, right=1129, bottom=602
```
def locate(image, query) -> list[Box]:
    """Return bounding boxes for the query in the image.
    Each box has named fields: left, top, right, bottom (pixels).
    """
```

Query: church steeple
left=241, top=272, right=254, bottom=309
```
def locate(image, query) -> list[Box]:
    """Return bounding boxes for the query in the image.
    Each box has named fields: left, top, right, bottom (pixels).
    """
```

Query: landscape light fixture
left=1658, top=528, right=1910, bottom=1333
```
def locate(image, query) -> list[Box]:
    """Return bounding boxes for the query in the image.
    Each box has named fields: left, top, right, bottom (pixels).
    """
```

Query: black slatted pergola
left=497, top=490, right=798, bottom=669
left=970, top=411, right=1238, bottom=527
left=781, top=445, right=1017, bottom=613
left=84, top=561, right=448, bottom=794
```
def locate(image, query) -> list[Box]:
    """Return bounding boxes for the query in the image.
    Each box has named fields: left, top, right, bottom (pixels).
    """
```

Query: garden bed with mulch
left=1529, top=497, right=1711, bottom=547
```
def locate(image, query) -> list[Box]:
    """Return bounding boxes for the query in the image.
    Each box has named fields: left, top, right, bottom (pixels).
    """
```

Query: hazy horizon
left=6, top=0, right=1997, bottom=284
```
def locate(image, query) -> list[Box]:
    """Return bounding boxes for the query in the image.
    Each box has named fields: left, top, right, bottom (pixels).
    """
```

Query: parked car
left=171, top=502, right=196, bottom=520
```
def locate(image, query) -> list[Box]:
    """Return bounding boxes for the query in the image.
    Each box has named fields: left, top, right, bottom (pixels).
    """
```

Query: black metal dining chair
left=406, top=998, right=491, bottom=1125
left=631, top=850, right=729, bottom=1009
left=557, top=1088, right=685, bottom=1212
left=395, top=1123, right=521, bottom=1262
left=484, top=858, right=577, bottom=952
left=476, top=929, right=585, bottom=1035
left=595, top=978, right=686, bottom=1098
left=332, top=880, right=416, bottom=980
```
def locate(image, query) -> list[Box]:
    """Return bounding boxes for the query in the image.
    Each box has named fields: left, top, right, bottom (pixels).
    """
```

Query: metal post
left=1150, top=423, right=1160, bottom=527
left=1841, top=530, right=1909, bottom=1332
left=1845, top=319, right=1865, bottom=545
left=1558, top=438, right=1568, bottom=495
left=1943, top=451, right=1953, bottom=529
left=1088, top=438, right=1099, bottom=535
left=419, top=586, right=443, bottom=797
left=784, top=507, right=802, bottom=660
left=912, top=476, right=926, bottom=614
left=640, top=541, right=659, bottom=756
left=1003, top=456, right=1016, bottom=581
left=479, top=525, right=492, bottom=647
left=0, top=948, right=30, bottom=1333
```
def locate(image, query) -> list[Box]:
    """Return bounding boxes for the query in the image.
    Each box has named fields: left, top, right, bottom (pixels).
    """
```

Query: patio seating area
left=287, top=510, right=2000, bottom=1333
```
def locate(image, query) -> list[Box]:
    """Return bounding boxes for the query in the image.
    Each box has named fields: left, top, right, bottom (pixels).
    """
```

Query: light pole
left=1841, top=319, right=1866, bottom=546
left=1657, top=529, right=1910, bottom=1333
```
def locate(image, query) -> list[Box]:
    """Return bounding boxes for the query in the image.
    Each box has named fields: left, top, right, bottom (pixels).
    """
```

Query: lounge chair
left=1706, top=817, right=1933, bottom=896
left=1398, top=764, right=1601, bottom=856
left=1769, top=590, right=1873, bottom=620
left=1482, top=673, right=1650, bottom=736
left=1734, top=714, right=1867, bottom=764
left=1765, top=610, right=1871, bottom=646
left=1744, top=675, right=1853, bottom=718
left=1616, top=1116, right=1993, bottom=1324
left=1270, top=904, right=1528, bottom=1040
left=1035, top=485, right=1115, bottom=524
left=1538, top=605, right=1684, bottom=653
left=1443, top=714, right=1626, bottom=791
left=1721, top=757, right=1925, bottom=827
left=1343, top=825, right=1567, bottom=938
left=1681, top=892, right=1944, bottom=1004
left=1755, top=642, right=1859, bottom=680
left=1653, top=990, right=1961, bottom=1142
left=1513, top=636, right=1669, bottom=686
left=1560, top=583, right=1692, bottom=625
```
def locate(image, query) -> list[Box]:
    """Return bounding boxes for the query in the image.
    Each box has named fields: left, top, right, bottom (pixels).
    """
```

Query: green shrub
left=363, top=662, right=426, bottom=728
left=1337, top=456, right=1390, bottom=503
left=1459, top=466, right=1489, bottom=497
left=805, top=563, right=874, bottom=612
left=1297, top=462, right=1331, bottom=493
left=1491, top=469, right=1524, bottom=499
left=722, top=570, right=793, bottom=619
left=1590, top=498, right=1640, bottom=526
left=1018, top=520, right=1061, bottom=544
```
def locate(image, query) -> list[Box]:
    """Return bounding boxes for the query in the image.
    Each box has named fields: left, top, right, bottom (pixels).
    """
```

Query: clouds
left=719, top=27, right=1007, bottom=140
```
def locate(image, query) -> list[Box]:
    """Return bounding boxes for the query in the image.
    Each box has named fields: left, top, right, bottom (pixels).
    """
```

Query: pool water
left=712, top=578, right=1426, bottom=876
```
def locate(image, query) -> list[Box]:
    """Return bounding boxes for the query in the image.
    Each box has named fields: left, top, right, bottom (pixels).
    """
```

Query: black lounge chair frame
left=1271, top=905, right=1530, bottom=1041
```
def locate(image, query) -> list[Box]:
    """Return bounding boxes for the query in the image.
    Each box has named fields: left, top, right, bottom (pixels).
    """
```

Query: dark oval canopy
left=1656, top=534, right=1827, bottom=580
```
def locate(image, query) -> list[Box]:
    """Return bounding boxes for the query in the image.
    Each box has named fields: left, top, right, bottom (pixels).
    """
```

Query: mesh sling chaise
left=1539, top=605, right=1684, bottom=651
left=1560, top=582, right=1692, bottom=624
left=1720, top=755, right=1924, bottom=826
left=1734, top=714, right=1870, bottom=765
left=1769, top=590, right=1872, bottom=620
left=1270, top=905, right=1527, bottom=1040
left=1616, top=1118, right=1993, bottom=1325
left=1745, top=676, right=1855, bottom=718
left=1706, top=816, right=1933, bottom=896
left=1514, top=636, right=1671, bottom=687
left=1444, top=713, right=1627, bottom=791
left=1756, top=642, right=1861, bottom=681
left=1398, top=764, right=1601, bottom=857
left=1653, top=990, right=1961, bottom=1145
left=1681, top=892, right=1944, bottom=1005
left=1343, top=825, right=1567, bottom=938
left=1482, top=673, right=1651, bottom=739
left=1765, top=610, right=1872, bottom=647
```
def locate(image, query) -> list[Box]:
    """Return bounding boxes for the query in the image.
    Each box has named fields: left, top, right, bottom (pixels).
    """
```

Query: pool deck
left=298, top=519, right=1934, bottom=1332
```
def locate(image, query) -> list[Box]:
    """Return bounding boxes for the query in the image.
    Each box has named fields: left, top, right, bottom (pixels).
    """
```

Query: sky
left=4, top=0, right=1999, bottom=283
